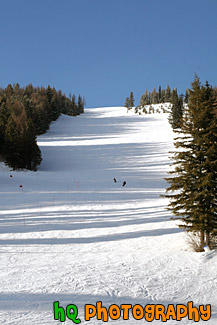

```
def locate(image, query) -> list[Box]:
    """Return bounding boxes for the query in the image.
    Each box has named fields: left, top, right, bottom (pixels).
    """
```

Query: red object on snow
left=19, top=185, right=23, bottom=188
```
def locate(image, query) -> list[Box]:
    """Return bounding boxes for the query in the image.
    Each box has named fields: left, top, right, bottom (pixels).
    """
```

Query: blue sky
left=0, top=0, right=216, bottom=107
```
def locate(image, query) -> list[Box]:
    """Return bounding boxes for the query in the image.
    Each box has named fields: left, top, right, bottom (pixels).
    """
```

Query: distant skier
left=113, top=178, right=117, bottom=183
left=122, top=181, right=126, bottom=187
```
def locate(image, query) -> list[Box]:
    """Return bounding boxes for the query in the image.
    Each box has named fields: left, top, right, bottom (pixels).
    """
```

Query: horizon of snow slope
left=0, top=106, right=216, bottom=324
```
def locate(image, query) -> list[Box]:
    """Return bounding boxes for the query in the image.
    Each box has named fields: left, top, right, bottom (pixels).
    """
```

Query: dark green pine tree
left=140, top=89, right=149, bottom=106
left=124, top=96, right=130, bottom=109
left=78, top=94, right=84, bottom=114
left=161, top=89, right=166, bottom=103
left=165, top=84, right=171, bottom=102
left=129, top=91, right=135, bottom=108
left=213, top=86, right=217, bottom=99
left=21, top=118, right=42, bottom=171
left=170, top=88, right=178, bottom=103
left=71, top=95, right=77, bottom=116
left=158, top=86, right=162, bottom=103
left=168, top=90, right=184, bottom=129
left=165, top=76, right=217, bottom=250
left=0, top=97, right=10, bottom=154
left=4, top=102, right=41, bottom=170
left=150, top=87, right=158, bottom=104
left=184, top=88, right=190, bottom=103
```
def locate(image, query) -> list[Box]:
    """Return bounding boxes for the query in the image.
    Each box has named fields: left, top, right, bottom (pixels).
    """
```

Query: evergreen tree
left=150, top=87, right=158, bottom=104
left=184, top=88, right=190, bottom=103
left=158, top=86, right=162, bottom=103
left=140, top=89, right=149, bottom=106
left=0, top=97, right=10, bottom=154
left=124, top=97, right=130, bottom=109
left=165, top=76, right=217, bottom=249
left=168, top=93, right=184, bottom=129
left=3, top=102, right=41, bottom=170
left=165, top=84, right=171, bottom=102
left=78, top=94, right=84, bottom=114
left=213, top=86, right=217, bottom=99
left=129, top=91, right=135, bottom=108
left=161, top=89, right=166, bottom=103
left=170, top=88, right=178, bottom=104
left=71, top=95, right=77, bottom=116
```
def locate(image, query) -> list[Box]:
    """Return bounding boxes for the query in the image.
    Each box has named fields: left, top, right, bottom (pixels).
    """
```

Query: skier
left=122, top=181, right=126, bottom=187
left=113, top=178, right=117, bottom=183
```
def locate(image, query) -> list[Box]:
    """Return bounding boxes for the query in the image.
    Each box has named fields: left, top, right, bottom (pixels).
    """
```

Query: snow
left=0, top=106, right=216, bottom=324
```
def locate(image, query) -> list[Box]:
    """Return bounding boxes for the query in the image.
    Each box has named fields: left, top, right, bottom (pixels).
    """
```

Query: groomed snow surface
left=0, top=106, right=216, bottom=324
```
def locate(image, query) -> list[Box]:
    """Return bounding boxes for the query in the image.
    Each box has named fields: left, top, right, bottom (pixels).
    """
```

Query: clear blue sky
left=0, top=0, right=216, bottom=107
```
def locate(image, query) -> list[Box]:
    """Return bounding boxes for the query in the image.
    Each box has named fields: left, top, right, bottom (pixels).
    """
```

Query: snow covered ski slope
left=0, top=106, right=216, bottom=324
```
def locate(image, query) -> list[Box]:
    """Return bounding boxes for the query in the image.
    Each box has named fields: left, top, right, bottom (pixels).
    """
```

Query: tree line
left=124, top=87, right=186, bottom=128
left=139, top=85, right=190, bottom=106
left=124, top=86, right=190, bottom=110
left=0, top=83, right=85, bottom=171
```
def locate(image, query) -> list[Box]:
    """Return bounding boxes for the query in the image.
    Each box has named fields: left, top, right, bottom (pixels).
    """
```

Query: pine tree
left=161, top=89, right=166, bottom=103
left=0, top=97, right=10, bottom=154
left=213, top=86, right=217, bottom=99
left=165, top=85, right=171, bottom=102
left=150, top=87, right=158, bottom=104
left=78, top=95, right=84, bottom=114
left=158, top=86, right=162, bottom=103
left=140, top=89, right=149, bottom=106
left=165, top=76, right=217, bottom=249
left=71, top=95, right=77, bottom=116
left=168, top=89, right=184, bottom=129
left=129, top=91, right=135, bottom=108
left=124, top=97, right=130, bottom=109
left=184, top=88, right=190, bottom=103
left=170, top=88, right=178, bottom=103
left=3, top=102, right=41, bottom=170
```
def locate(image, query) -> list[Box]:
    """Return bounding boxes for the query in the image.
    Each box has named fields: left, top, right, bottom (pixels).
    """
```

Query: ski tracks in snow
left=0, top=107, right=217, bottom=324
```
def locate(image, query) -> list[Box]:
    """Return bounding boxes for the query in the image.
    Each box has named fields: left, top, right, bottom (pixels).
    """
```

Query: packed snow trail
left=0, top=106, right=216, bottom=324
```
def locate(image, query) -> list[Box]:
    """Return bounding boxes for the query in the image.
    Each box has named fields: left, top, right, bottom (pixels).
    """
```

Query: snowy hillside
left=0, top=106, right=216, bottom=324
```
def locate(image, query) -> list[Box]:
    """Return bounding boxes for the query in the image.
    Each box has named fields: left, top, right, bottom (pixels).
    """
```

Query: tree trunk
left=205, top=232, right=210, bottom=246
left=200, top=231, right=205, bottom=249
